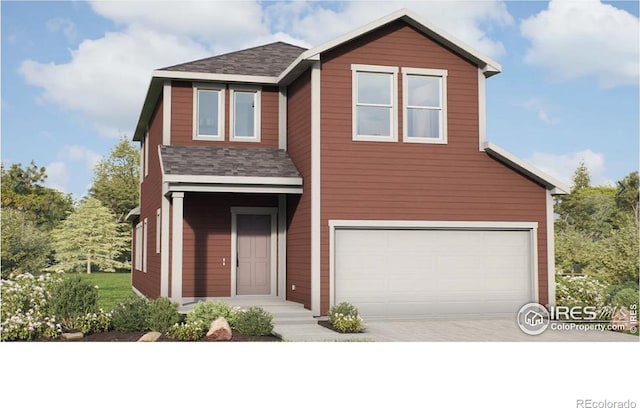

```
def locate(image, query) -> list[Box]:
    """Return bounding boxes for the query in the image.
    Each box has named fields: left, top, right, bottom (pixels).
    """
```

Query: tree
left=1, top=162, right=73, bottom=230
left=571, top=161, right=591, bottom=192
left=615, top=171, right=639, bottom=226
left=89, top=137, right=139, bottom=223
left=51, top=198, right=129, bottom=273
left=1, top=208, right=52, bottom=278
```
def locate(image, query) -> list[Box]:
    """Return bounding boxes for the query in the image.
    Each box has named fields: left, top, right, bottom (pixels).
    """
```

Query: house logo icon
left=517, top=303, right=550, bottom=335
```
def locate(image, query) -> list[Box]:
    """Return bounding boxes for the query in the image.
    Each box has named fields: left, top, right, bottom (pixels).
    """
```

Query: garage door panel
left=335, top=228, right=534, bottom=318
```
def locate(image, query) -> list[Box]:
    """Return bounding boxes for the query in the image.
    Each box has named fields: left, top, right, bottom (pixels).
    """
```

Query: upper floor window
left=193, top=84, right=225, bottom=141
left=351, top=64, right=398, bottom=142
left=402, top=68, right=448, bottom=144
left=230, top=86, right=261, bottom=142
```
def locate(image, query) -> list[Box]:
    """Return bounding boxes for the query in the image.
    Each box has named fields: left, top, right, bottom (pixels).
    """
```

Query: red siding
left=133, top=95, right=164, bottom=298
left=182, top=193, right=278, bottom=297
left=319, top=21, right=548, bottom=314
left=286, top=69, right=312, bottom=308
left=171, top=81, right=279, bottom=148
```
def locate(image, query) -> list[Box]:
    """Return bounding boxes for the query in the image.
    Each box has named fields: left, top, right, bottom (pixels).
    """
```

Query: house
left=128, top=9, right=568, bottom=318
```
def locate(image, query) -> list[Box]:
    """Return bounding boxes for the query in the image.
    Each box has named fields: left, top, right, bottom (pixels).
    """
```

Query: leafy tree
left=615, top=171, right=639, bottom=226
left=89, top=137, right=139, bottom=223
left=51, top=197, right=129, bottom=273
left=555, top=186, right=620, bottom=238
left=1, top=208, right=52, bottom=278
left=590, top=216, right=639, bottom=285
left=1, top=162, right=73, bottom=230
left=571, top=161, right=590, bottom=192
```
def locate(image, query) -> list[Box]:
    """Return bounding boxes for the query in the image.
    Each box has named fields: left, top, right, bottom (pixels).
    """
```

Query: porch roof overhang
left=159, top=145, right=303, bottom=194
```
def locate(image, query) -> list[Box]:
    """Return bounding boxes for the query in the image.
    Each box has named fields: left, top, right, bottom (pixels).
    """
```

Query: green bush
left=110, top=295, right=150, bottom=332
left=611, top=288, right=639, bottom=311
left=165, top=321, right=205, bottom=341
left=555, top=275, right=608, bottom=309
left=233, top=307, right=273, bottom=336
left=328, top=302, right=365, bottom=333
left=49, top=274, right=98, bottom=319
left=186, top=301, right=239, bottom=329
left=63, top=310, right=112, bottom=335
left=604, top=281, right=639, bottom=305
left=147, top=297, right=181, bottom=333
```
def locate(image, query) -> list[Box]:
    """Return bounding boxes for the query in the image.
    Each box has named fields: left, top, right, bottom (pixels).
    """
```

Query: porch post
left=171, top=192, right=184, bottom=304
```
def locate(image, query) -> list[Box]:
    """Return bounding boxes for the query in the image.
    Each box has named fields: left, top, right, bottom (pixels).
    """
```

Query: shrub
left=147, top=297, right=181, bottom=333
left=1, top=272, right=63, bottom=341
left=165, top=321, right=205, bottom=341
left=233, top=307, right=273, bottom=336
left=604, top=281, right=639, bottom=305
left=328, top=302, right=366, bottom=333
left=555, top=275, right=608, bottom=309
left=186, top=301, right=239, bottom=329
left=110, top=295, right=150, bottom=332
left=49, top=274, right=98, bottom=319
left=611, top=288, right=639, bottom=311
left=63, top=309, right=112, bottom=335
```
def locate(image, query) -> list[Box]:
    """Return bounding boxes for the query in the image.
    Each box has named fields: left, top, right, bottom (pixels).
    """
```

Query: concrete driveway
left=274, top=317, right=638, bottom=342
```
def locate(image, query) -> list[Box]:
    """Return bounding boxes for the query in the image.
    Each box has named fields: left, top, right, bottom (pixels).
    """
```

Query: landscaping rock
left=206, top=317, right=232, bottom=341
left=138, top=331, right=162, bottom=342
left=611, top=308, right=638, bottom=332
left=61, top=332, right=83, bottom=341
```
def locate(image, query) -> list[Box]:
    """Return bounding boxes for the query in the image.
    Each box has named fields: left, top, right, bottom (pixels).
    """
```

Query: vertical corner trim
left=160, top=183, right=170, bottom=297
left=477, top=68, right=486, bottom=151
left=163, top=80, right=172, bottom=145
left=546, top=190, right=556, bottom=307
left=278, top=194, right=287, bottom=299
left=170, top=191, right=184, bottom=304
left=311, top=61, right=321, bottom=316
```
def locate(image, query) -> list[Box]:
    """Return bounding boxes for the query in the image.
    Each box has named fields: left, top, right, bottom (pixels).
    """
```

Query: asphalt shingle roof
left=160, top=42, right=307, bottom=77
left=159, top=145, right=301, bottom=179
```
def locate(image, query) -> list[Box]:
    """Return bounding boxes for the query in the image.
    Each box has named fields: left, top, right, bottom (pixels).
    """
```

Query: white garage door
left=334, top=228, right=534, bottom=318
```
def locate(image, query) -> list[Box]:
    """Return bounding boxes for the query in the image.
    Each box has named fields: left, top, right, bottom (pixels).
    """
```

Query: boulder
left=610, top=308, right=638, bottom=332
left=206, top=317, right=232, bottom=341
left=61, top=332, right=83, bottom=341
left=138, top=331, right=162, bottom=342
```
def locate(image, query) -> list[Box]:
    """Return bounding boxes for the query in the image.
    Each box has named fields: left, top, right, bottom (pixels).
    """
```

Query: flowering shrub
left=165, top=321, right=205, bottom=341
left=328, top=302, right=366, bottom=333
left=186, top=301, right=240, bottom=330
left=63, top=309, right=112, bottom=335
left=147, top=297, right=181, bottom=333
left=555, top=275, right=608, bottom=310
left=1, top=272, right=63, bottom=341
left=233, top=307, right=273, bottom=336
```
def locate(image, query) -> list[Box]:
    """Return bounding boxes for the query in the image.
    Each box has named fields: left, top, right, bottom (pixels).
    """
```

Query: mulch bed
left=317, top=320, right=342, bottom=333
left=41, top=330, right=280, bottom=342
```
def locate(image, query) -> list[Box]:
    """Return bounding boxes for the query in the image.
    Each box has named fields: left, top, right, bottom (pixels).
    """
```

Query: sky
left=1, top=0, right=639, bottom=200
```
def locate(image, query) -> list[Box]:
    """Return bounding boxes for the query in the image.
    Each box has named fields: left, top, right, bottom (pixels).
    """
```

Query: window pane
left=198, top=90, right=219, bottom=136
left=234, top=91, right=255, bottom=137
left=407, top=108, right=440, bottom=138
left=357, top=72, right=391, bottom=105
left=407, top=76, right=440, bottom=107
left=357, top=105, right=391, bottom=136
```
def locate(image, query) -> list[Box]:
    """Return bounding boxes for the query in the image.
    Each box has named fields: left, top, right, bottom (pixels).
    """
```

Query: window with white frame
left=142, top=218, right=148, bottom=273
left=135, top=221, right=143, bottom=270
left=230, top=86, right=261, bottom=142
left=193, top=84, right=225, bottom=140
left=155, top=208, right=161, bottom=254
left=352, top=64, right=398, bottom=142
left=402, top=68, right=448, bottom=143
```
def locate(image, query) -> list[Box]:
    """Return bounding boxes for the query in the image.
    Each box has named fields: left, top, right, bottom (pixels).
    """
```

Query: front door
left=236, top=214, right=271, bottom=295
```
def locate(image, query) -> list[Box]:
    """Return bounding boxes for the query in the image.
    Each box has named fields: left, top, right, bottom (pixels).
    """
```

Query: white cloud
left=46, top=17, right=77, bottom=42
left=520, top=0, right=639, bottom=88
left=524, top=98, right=558, bottom=125
left=526, top=149, right=612, bottom=187
left=59, top=145, right=102, bottom=171
left=44, top=161, right=70, bottom=193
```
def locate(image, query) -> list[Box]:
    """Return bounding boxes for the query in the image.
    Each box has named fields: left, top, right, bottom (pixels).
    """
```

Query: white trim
left=483, top=142, right=570, bottom=194
left=132, top=286, right=146, bottom=299
left=311, top=61, right=321, bottom=316
left=230, top=207, right=278, bottom=297
left=134, top=221, right=143, bottom=271
left=163, top=80, right=171, bottom=145
left=192, top=83, right=225, bottom=141
left=351, top=64, right=398, bottom=142
left=142, top=218, right=148, bottom=273
left=155, top=208, right=161, bottom=254
left=167, top=184, right=303, bottom=195
left=328, top=220, right=539, bottom=312
left=546, top=190, right=556, bottom=307
left=279, top=86, right=287, bottom=150
left=139, top=144, right=144, bottom=185
left=477, top=68, right=486, bottom=151
left=160, top=183, right=170, bottom=297
left=401, top=67, right=448, bottom=144
left=163, top=174, right=302, bottom=185
left=154, top=69, right=278, bottom=85
left=144, top=131, right=149, bottom=177
left=229, top=85, right=261, bottom=142
left=278, top=194, right=287, bottom=299
left=171, top=192, right=184, bottom=304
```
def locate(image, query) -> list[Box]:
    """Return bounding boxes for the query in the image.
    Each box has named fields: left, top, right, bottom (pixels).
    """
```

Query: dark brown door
left=236, top=214, right=271, bottom=295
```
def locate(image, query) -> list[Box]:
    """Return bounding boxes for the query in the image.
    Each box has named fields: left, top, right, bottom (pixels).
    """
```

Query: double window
left=352, top=65, right=448, bottom=144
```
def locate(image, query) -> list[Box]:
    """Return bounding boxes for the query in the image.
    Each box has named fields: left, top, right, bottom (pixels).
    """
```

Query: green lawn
left=81, top=273, right=133, bottom=311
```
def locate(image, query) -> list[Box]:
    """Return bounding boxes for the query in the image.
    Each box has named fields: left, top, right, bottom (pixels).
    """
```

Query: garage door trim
left=328, top=220, right=539, bottom=315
